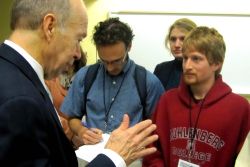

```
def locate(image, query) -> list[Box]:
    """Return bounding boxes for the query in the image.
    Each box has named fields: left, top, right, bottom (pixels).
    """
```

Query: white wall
left=109, top=0, right=250, bottom=94
left=110, top=0, right=250, bottom=14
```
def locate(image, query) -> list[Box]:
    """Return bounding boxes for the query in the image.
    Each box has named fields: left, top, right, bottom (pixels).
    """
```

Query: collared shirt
left=61, top=58, right=164, bottom=133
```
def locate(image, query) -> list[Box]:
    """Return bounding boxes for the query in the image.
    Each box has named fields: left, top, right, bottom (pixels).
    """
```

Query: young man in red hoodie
left=143, top=26, right=250, bottom=167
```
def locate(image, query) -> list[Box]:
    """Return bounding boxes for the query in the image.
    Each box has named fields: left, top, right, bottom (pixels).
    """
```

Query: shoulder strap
left=83, top=63, right=100, bottom=115
left=83, top=63, right=147, bottom=119
left=134, top=64, right=147, bottom=119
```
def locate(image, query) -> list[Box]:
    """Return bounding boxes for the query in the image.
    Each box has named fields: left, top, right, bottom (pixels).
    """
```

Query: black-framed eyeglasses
left=99, top=52, right=127, bottom=66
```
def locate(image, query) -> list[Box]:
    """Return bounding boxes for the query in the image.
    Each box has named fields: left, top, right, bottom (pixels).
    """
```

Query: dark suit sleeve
left=0, top=96, right=51, bottom=166
left=87, top=154, right=116, bottom=167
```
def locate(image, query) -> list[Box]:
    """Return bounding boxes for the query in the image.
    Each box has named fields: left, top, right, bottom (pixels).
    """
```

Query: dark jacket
left=0, top=43, right=115, bottom=167
left=154, top=58, right=182, bottom=91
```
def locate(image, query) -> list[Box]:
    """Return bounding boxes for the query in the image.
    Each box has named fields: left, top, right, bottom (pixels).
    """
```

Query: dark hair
left=93, top=17, right=134, bottom=49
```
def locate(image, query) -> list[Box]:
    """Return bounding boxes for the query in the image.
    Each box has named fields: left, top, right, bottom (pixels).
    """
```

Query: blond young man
left=143, top=26, right=250, bottom=167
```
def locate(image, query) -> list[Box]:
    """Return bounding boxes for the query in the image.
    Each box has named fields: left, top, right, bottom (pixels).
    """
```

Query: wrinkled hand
left=105, top=114, right=158, bottom=165
left=79, top=127, right=103, bottom=145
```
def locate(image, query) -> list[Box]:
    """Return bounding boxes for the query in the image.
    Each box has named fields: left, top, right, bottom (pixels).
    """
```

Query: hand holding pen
left=80, top=122, right=103, bottom=145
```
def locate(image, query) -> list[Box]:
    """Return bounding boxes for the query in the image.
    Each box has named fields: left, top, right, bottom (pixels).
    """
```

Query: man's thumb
left=118, top=114, right=130, bottom=130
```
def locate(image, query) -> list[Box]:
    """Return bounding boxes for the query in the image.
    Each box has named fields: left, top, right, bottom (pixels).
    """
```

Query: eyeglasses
left=99, top=52, right=127, bottom=66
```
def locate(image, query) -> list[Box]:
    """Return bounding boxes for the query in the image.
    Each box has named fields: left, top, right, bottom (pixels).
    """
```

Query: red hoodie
left=143, top=75, right=250, bottom=167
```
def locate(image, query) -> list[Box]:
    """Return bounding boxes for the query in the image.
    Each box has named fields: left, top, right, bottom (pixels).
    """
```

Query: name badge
left=178, top=159, right=200, bottom=167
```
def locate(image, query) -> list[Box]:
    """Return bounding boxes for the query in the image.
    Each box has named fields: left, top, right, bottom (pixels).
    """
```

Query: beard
left=183, top=74, right=197, bottom=85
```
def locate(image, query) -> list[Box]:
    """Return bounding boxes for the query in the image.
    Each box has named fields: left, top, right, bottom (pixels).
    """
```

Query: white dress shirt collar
left=4, top=40, right=46, bottom=88
left=4, top=40, right=61, bottom=123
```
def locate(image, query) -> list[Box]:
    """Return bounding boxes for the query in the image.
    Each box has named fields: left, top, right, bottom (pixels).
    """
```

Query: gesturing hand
left=105, top=114, right=158, bottom=165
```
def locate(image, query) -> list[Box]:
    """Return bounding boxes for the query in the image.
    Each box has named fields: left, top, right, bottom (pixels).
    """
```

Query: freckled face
left=183, top=50, right=220, bottom=87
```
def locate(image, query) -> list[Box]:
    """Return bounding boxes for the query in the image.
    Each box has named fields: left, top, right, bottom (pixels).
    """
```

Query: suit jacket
left=0, top=43, right=115, bottom=167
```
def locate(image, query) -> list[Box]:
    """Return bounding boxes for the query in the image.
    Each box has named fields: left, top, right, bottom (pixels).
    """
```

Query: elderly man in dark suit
left=0, top=0, right=158, bottom=166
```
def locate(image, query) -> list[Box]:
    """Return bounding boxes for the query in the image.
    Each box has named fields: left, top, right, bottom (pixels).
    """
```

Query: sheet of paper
left=75, top=133, right=110, bottom=162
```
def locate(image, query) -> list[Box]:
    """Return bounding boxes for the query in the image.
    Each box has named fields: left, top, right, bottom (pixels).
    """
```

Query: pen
left=81, top=121, right=89, bottom=128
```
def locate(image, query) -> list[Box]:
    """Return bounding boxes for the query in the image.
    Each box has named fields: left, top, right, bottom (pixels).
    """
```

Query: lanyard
left=103, top=70, right=127, bottom=130
left=188, top=96, right=205, bottom=161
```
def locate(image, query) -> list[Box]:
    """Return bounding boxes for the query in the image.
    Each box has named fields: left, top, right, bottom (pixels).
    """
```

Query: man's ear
left=42, top=14, right=56, bottom=41
left=212, top=62, right=222, bottom=72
